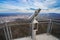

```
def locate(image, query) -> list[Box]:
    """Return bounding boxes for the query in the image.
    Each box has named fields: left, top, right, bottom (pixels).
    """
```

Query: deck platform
left=14, top=33, right=59, bottom=40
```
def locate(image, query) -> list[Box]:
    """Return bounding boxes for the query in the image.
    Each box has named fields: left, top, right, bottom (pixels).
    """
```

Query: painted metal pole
left=32, top=23, right=36, bottom=40
left=0, top=17, right=9, bottom=40
left=3, top=27, right=8, bottom=40
left=8, top=26, right=13, bottom=40
left=31, top=18, right=38, bottom=40
left=5, top=23, right=11, bottom=40
left=31, top=9, right=41, bottom=40
left=47, top=19, right=52, bottom=34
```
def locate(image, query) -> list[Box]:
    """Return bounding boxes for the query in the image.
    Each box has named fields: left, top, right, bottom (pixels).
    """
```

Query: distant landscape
left=0, top=13, right=60, bottom=40
left=0, top=13, right=60, bottom=19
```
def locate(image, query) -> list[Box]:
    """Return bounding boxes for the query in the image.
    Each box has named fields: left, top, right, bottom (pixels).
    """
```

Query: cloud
left=0, top=3, right=29, bottom=10
left=22, top=0, right=28, bottom=3
left=0, top=3, right=34, bottom=13
left=34, top=2, right=48, bottom=9
left=33, top=0, right=57, bottom=9
left=0, top=0, right=58, bottom=9
left=0, top=0, right=60, bottom=13
left=41, top=8, right=60, bottom=13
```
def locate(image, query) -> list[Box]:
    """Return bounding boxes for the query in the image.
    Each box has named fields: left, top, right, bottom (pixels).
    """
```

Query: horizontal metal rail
left=0, top=22, right=60, bottom=27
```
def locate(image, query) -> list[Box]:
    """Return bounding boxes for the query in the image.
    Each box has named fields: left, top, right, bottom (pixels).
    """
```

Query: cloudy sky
left=0, top=0, right=60, bottom=13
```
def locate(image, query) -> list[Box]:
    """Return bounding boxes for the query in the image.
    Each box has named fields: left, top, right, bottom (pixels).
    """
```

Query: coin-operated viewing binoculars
left=31, top=8, right=41, bottom=40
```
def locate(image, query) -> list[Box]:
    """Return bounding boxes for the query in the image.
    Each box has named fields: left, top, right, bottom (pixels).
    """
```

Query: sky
left=0, top=0, right=60, bottom=13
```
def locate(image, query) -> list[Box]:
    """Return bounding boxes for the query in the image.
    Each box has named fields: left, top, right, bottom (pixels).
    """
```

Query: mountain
left=0, top=13, right=32, bottom=17
left=37, top=13, right=60, bottom=20
left=0, top=13, right=32, bottom=23
left=48, top=13, right=60, bottom=19
left=0, top=13, right=60, bottom=23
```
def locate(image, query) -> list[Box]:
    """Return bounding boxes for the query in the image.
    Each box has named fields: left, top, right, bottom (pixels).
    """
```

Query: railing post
left=5, top=23, right=11, bottom=40
left=47, top=19, right=53, bottom=34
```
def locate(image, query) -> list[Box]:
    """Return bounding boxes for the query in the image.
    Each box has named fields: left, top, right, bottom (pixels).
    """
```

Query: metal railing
left=0, top=19, right=60, bottom=40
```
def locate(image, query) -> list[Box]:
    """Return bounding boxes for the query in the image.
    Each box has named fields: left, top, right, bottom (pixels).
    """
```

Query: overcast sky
left=0, top=0, right=60, bottom=13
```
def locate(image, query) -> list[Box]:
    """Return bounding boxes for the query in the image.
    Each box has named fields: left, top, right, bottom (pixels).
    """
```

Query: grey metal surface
left=14, top=34, right=59, bottom=40
left=47, top=19, right=52, bottom=34
left=0, top=17, right=11, bottom=40
left=3, top=27, right=8, bottom=40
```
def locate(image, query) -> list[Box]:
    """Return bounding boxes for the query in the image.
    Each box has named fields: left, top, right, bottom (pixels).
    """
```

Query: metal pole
left=32, top=23, right=36, bottom=40
left=50, top=20, right=53, bottom=33
left=0, top=16, right=11, bottom=40
left=5, top=23, right=11, bottom=40
left=8, top=26, right=13, bottom=40
left=3, top=27, right=8, bottom=40
left=47, top=19, right=52, bottom=34
left=0, top=17, right=9, bottom=40
left=31, top=18, right=38, bottom=40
